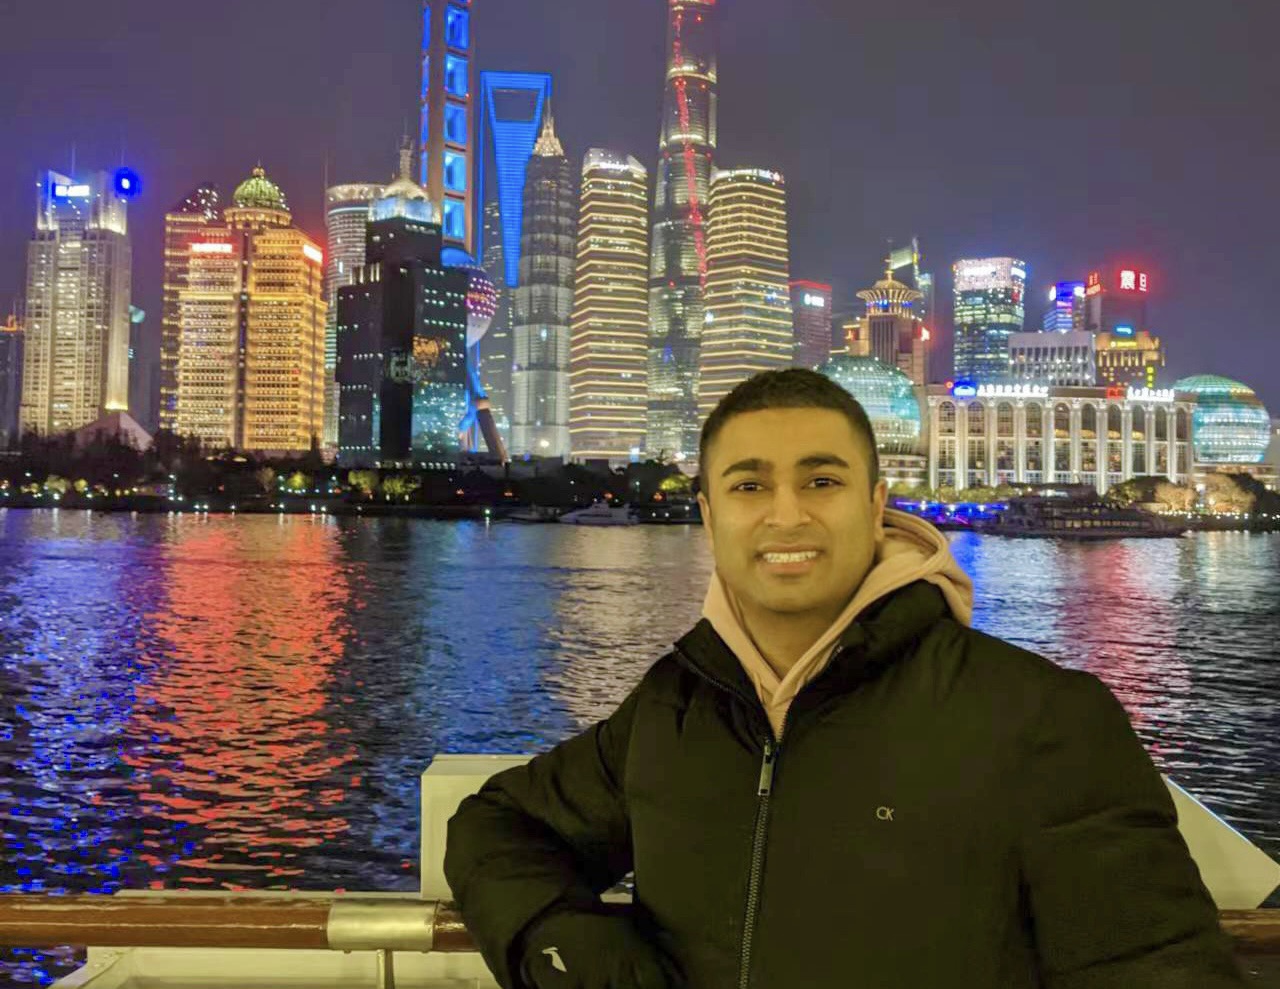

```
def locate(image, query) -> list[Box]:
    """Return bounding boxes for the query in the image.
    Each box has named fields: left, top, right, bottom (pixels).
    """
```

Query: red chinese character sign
left=1117, top=269, right=1149, bottom=293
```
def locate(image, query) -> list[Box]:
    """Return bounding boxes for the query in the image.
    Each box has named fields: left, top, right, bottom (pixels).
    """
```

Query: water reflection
left=0, top=512, right=1276, bottom=985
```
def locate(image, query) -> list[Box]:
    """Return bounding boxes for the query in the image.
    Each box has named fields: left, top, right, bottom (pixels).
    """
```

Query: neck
left=739, top=602, right=844, bottom=679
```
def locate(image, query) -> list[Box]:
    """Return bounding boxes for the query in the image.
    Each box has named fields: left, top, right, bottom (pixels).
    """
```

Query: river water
left=1, top=510, right=1277, bottom=984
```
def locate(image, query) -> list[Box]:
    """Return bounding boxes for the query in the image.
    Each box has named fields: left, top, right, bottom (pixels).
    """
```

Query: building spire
left=397, top=135, right=414, bottom=182
left=533, top=97, right=564, bottom=157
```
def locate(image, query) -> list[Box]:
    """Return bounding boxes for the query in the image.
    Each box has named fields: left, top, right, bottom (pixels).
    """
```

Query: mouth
left=757, top=549, right=822, bottom=574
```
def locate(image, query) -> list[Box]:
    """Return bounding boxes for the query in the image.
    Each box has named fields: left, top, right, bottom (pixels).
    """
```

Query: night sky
left=1, top=0, right=1277, bottom=411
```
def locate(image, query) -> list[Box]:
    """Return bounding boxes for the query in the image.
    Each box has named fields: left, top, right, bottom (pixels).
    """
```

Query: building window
left=445, top=55, right=469, bottom=98
left=967, top=401, right=985, bottom=435
left=938, top=401, right=956, bottom=436
left=1025, top=402, right=1043, bottom=439
left=445, top=104, right=468, bottom=145
left=1054, top=404, right=1070, bottom=439
left=443, top=151, right=467, bottom=192
left=442, top=200, right=466, bottom=240
left=445, top=5, right=470, bottom=49
left=997, top=402, right=1014, bottom=438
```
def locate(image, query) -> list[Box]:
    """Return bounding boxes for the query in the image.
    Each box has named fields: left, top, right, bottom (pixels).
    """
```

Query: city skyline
left=0, top=0, right=1276, bottom=414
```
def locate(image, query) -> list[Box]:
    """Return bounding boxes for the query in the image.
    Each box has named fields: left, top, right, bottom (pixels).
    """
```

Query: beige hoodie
left=701, top=508, right=974, bottom=740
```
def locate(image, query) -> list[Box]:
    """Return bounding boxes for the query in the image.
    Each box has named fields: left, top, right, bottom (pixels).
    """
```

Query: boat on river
left=558, top=501, right=639, bottom=526
left=977, top=490, right=1188, bottom=539
left=1, top=755, right=1275, bottom=987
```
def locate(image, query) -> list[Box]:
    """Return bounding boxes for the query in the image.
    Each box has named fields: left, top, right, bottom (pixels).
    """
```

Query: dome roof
left=1172, top=375, right=1271, bottom=464
left=817, top=355, right=922, bottom=455
left=232, top=166, right=288, bottom=211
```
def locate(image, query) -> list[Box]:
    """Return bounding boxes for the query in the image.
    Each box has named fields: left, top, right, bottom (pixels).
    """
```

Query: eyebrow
left=720, top=453, right=852, bottom=478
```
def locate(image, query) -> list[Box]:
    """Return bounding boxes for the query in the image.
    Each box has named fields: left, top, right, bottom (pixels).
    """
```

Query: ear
left=696, top=490, right=714, bottom=552
left=872, top=479, right=889, bottom=543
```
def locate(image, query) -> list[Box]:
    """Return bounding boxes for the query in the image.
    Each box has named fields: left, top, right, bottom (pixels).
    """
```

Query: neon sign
left=302, top=244, right=324, bottom=264
left=803, top=293, right=826, bottom=308
left=1118, top=269, right=1148, bottom=293
left=191, top=242, right=233, bottom=254
left=1114, top=324, right=1135, bottom=337
left=951, top=379, right=978, bottom=399
left=1085, top=271, right=1102, bottom=297
left=53, top=184, right=91, bottom=198
left=1127, top=387, right=1174, bottom=403
left=976, top=383, right=1048, bottom=399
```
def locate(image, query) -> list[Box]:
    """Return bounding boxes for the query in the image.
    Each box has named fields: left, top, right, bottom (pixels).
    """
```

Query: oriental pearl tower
left=455, top=265, right=509, bottom=461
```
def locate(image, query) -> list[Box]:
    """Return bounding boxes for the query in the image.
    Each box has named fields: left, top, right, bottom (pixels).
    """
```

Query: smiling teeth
left=762, top=551, right=819, bottom=563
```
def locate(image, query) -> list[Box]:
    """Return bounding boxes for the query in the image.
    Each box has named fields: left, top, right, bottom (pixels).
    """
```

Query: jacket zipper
left=670, top=644, right=843, bottom=989
left=738, top=712, right=787, bottom=989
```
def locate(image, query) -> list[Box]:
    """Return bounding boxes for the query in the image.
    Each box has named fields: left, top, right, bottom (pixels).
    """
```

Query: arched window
left=938, top=401, right=956, bottom=436
left=1054, top=403, right=1071, bottom=439
left=997, top=402, right=1015, bottom=438
left=1081, top=404, right=1097, bottom=438
left=1025, top=402, right=1043, bottom=439
left=967, top=401, right=986, bottom=434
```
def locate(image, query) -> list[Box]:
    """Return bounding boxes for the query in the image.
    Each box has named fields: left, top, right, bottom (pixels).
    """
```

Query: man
left=445, top=369, right=1245, bottom=988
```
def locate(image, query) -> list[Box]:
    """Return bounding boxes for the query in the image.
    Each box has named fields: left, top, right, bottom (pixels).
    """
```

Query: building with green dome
left=817, top=354, right=926, bottom=484
left=1172, top=375, right=1272, bottom=465
left=225, top=165, right=291, bottom=229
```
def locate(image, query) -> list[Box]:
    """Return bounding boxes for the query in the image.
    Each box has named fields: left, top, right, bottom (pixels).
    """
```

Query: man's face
left=697, top=407, right=888, bottom=623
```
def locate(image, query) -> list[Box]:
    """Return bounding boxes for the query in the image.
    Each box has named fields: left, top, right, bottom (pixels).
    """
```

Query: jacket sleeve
left=443, top=685, right=639, bottom=989
left=1017, top=669, right=1247, bottom=988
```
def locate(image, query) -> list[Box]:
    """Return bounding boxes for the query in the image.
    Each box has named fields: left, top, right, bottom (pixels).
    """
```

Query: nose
left=764, top=485, right=809, bottom=528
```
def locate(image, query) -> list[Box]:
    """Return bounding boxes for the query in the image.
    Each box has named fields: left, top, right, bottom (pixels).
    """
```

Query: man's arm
left=443, top=687, right=639, bottom=989
left=1017, top=668, right=1247, bottom=988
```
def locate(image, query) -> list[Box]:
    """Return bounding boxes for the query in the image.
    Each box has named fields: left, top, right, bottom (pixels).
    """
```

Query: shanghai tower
left=647, top=0, right=718, bottom=462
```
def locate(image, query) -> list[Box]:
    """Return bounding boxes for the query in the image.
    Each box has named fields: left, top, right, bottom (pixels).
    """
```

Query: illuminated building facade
left=1095, top=328, right=1163, bottom=389
left=324, top=182, right=382, bottom=447
left=21, top=169, right=136, bottom=435
left=790, top=280, right=832, bottom=369
left=647, top=0, right=718, bottom=461
left=1041, top=280, right=1086, bottom=333
left=951, top=257, right=1026, bottom=383
left=478, top=199, right=512, bottom=439
left=511, top=109, right=576, bottom=459
left=0, top=314, right=23, bottom=447
left=477, top=71, right=553, bottom=287
left=337, top=157, right=469, bottom=465
left=699, top=168, right=793, bottom=419
left=1008, top=330, right=1096, bottom=387
left=569, top=149, right=649, bottom=462
left=160, top=184, right=219, bottom=432
left=1083, top=267, right=1149, bottom=336
left=420, top=0, right=475, bottom=254
left=925, top=382, right=1194, bottom=494
left=852, top=271, right=928, bottom=386
left=174, top=166, right=326, bottom=453
left=1173, top=375, right=1271, bottom=465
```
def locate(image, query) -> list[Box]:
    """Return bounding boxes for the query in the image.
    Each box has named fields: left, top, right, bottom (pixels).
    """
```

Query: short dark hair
left=698, top=369, right=880, bottom=493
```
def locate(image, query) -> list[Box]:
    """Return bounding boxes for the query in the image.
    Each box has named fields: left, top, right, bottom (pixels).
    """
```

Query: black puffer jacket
left=444, top=580, right=1245, bottom=988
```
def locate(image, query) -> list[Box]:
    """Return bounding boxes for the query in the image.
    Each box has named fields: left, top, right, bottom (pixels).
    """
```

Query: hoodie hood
left=701, top=508, right=973, bottom=739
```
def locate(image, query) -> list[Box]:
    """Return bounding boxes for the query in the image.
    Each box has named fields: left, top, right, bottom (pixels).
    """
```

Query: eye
left=731, top=481, right=763, bottom=493
left=809, top=476, right=843, bottom=488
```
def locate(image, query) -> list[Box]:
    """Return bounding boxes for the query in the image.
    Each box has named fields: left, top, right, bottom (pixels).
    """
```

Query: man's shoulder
left=925, top=617, right=1113, bottom=706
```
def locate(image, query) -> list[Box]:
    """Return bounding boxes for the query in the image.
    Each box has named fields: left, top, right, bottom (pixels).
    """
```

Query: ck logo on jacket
left=876, top=806, right=895, bottom=821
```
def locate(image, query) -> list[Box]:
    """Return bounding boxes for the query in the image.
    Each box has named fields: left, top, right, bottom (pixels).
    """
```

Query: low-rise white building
left=924, top=383, right=1195, bottom=494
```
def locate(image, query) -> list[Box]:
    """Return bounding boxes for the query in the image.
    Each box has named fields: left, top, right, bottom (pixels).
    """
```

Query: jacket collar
left=673, top=579, right=948, bottom=705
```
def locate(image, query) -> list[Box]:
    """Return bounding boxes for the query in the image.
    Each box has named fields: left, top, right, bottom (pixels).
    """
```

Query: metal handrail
left=0, top=896, right=1276, bottom=954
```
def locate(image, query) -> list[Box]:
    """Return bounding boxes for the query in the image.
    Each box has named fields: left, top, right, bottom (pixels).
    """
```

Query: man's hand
left=517, top=908, right=683, bottom=989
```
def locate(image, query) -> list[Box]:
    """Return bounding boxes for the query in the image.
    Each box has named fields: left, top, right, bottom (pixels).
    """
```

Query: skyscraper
left=853, top=271, right=928, bottom=386
left=1008, top=330, right=1096, bottom=386
left=1095, top=329, right=1164, bottom=389
left=790, top=280, right=832, bottom=369
left=479, top=199, right=512, bottom=438
left=477, top=71, right=553, bottom=286
left=0, top=313, right=23, bottom=448
left=951, top=257, right=1027, bottom=382
left=1082, top=267, right=1150, bottom=336
left=570, top=149, right=650, bottom=462
left=324, top=182, right=382, bottom=447
left=21, top=169, right=135, bottom=435
left=648, top=0, right=718, bottom=461
left=337, top=152, right=469, bottom=465
left=160, top=184, right=219, bottom=433
left=511, top=109, right=576, bottom=459
left=699, top=168, right=793, bottom=419
left=174, top=166, right=326, bottom=453
left=888, top=237, right=934, bottom=326
left=1041, top=280, right=1086, bottom=333
left=420, top=0, right=475, bottom=255
left=127, top=304, right=158, bottom=433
